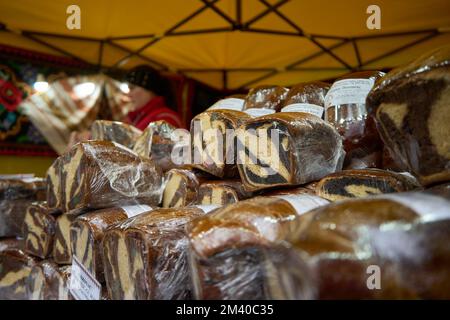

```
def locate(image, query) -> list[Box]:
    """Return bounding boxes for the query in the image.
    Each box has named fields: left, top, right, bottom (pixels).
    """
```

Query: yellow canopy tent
left=0, top=0, right=449, bottom=90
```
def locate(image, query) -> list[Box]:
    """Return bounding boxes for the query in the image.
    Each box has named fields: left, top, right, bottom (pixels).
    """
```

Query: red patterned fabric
left=127, top=96, right=184, bottom=129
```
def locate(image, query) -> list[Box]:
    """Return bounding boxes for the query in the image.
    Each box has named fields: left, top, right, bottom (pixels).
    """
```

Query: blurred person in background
left=67, top=65, right=183, bottom=150
left=124, top=65, right=183, bottom=129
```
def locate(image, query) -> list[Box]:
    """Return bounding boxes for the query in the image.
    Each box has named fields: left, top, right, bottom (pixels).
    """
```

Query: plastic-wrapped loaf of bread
left=366, top=46, right=450, bottom=186
left=325, top=71, right=385, bottom=169
left=70, top=205, right=152, bottom=283
left=23, top=202, right=60, bottom=259
left=57, top=141, right=163, bottom=212
left=197, top=180, right=253, bottom=206
left=191, top=110, right=252, bottom=178
left=0, top=177, right=46, bottom=201
left=26, top=261, right=72, bottom=300
left=187, top=195, right=328, bottom=299
left=236, top=112, right=345, bottom=192
left=133, top=120, right=183, bottom=172
left=162, top=169, right=207, bottom=208
left=281, top=81, right=330, bottom=118
left=243, top=85, right=289, bottom=117
left=315, top=169, right=420, bottom=201
left=0, top=177, right=46, bottom=237
left=265, top=191, right=450, bottom=299
left=53, top=214, right=77, bottom=264
left=0, top=238, right=38, bottom=299
left=102, top=206, right=214, bottom=300
left=91, top=120, right=142, bottom=149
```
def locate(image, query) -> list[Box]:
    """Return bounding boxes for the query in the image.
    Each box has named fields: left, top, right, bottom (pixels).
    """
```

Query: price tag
left=69, top=255, right=101, bottom=300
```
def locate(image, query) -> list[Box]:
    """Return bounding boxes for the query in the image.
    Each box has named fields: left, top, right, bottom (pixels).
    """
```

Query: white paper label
left=0, top=174, right=35, bottom=181
left=325, top=78, right=374, bottom=108
left=378, top=193, right=450, bottom=222
left=120, top=204, right=153, bottom=218
left=275, top=195, right=329, bottom=215
left=69, top=255, right=101, bottom=300
left=209, top=98, right=245, bottom=111
left=194, top=204, right=220, bottom=213
left=281, top=103, right=324, bottom=118
left=244, top=108, right=276, bottom=118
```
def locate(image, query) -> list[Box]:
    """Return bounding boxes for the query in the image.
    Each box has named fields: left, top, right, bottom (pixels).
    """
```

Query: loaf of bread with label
left=236, top=112, right=345, bottom=192
left=102, top=206, right=215, bottom=300
left=162, top=169, right=210, bottom=208
left=268, top=192, right=450, bottom=299
left=22, top=202, right=60, bottom=259
left=191, top=109, right=252, bottom=178
left=281, top=81, right=330, bottom=118
left=187, top=195, right=328, bottom=299
left=243, top=85, right=289, bottom=117
left=26, top=261, right=72, bottom=300
left=197, top=180, right=253, bottom=206
left=0, top=177, right=47, bottom=237
left=325, top=71, right=385, bottom=169
left=70, top=205, right=153, bottom=283
left=91, top=120, right=142, bottom=149
left=52, top=214, right=77, bottom=264
left=57, top=141, right=163, bottom=212
left=366, top=46, right=450, bottom=186
left=0, top=238, right=38, bottom=299
left=315, top=169, right=420, bottom=201
left=133, top=120, right=183, bottom=172
left=207, top=95, right=246, bottom=112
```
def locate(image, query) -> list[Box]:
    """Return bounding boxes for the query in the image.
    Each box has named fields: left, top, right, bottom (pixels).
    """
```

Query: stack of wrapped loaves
left=1, top=46, right=449, bottom=300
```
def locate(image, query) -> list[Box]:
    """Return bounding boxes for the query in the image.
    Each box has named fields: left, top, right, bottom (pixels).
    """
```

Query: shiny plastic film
left=243, top=85, right=289, bottom=115
left=187, top=196, right=328, bottom=299
left=102, top=206, right=208, bottom=300
left=315, top=168, right=421, bottom=201
left=191, top=109, right=252, bottom=178
left=47, top=140, right=163, bottom=212
left=236, top=112, right=345, bottom=192
left=0, top=178, right=46, bottom=237
left=91, top=120, right=142, bottom=149
left=366, top=45, right=450, bottom=186
left=325, top=71, right=385, bottom=169
left=258, top=191, right=450, bottom=299
left=281, top=81, right=330, bottom=118
left=133, top=120, right=181, bottom=172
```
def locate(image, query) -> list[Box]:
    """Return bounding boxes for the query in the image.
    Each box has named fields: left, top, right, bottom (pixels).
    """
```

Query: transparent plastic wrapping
left=91, top=120, right=142, bottom=149
left=133, top=120, right=180, bottom=172
left=0, top=239, right=38, bottom=300
left=70, top=206, right=152, bottom=283
left=0, top=178, right=47, bottom=237
left=366, top=46, right=450, bottom=186
left=102, top=207, right=206, bottom=300
left=0, top=177, right=46, bottom=201
left=187, top=196, right=327, bottom=299
left=281, top=81, right=330, bottom=118
left=191, top=109, right=252, bottom=178
left=261, top=191, right=450, bottom=299
left=315, top=168, right=421, bottom=201
left=243, top=85, right=289, bottom=114
left=197, top=179, right=253, bottom=206
left=22, top=201, right=59, bottom=259
left=236, top=112, right=345, bottom=192
left=325, top=71, right=385, bottom=169
left=26, top=261, right=72, bottom=300
left=162, top=169, right=204, bottom=208
left=49, top=140, right=163, bottom=212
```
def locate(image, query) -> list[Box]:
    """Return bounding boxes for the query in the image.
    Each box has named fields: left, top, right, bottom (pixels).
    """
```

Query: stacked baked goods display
left=0, top=46, right=449, bottom=300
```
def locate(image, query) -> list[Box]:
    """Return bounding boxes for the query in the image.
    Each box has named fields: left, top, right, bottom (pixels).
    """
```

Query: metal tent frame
left=0, top=0, right=445, bottom=90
